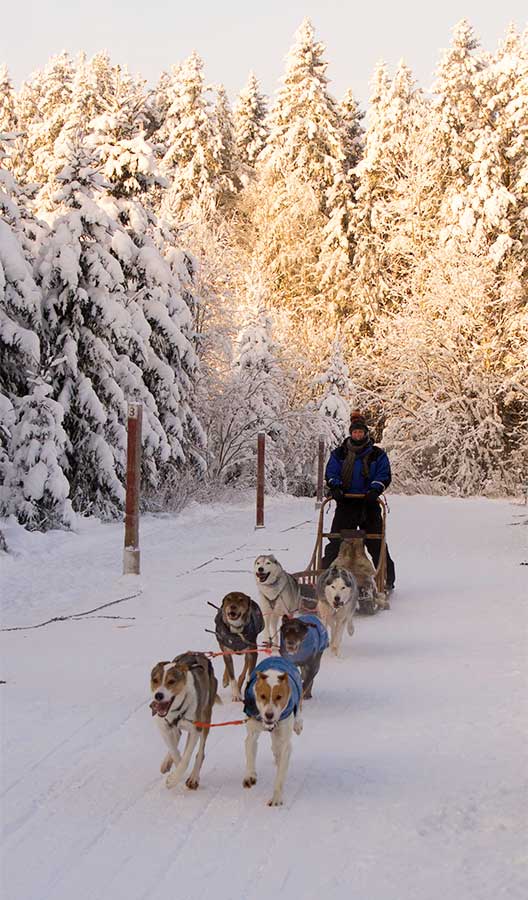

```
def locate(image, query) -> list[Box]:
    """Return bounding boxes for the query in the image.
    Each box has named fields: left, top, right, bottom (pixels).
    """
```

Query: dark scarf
left=341, top=436, right=370, bottom=489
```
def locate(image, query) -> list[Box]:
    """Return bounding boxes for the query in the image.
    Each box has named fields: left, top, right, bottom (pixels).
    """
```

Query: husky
left=316, top=566, right=358, bottom=656
left=254, top=554, right=301, bottom=647
left=243, top=657, right=303, bottom=806
left=149, top=651, right=220, bottom=791
left=334, top=539, right=389, bottom=614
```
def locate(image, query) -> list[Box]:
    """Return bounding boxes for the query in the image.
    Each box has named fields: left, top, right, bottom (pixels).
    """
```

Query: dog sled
left=293, top=494, right=388, bottom=615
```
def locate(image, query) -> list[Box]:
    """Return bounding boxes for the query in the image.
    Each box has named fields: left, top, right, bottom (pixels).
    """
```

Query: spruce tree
left=233, top=72, right=269, bottom=170
left=37, top=136, right=140, bottom=517
left=253, top=19, right=354, bottom=335
left=316, top=338, right=351, bottom=446
left=0, top=381, right=75, bottom=530
left=160, top=52, right=225, bottom=220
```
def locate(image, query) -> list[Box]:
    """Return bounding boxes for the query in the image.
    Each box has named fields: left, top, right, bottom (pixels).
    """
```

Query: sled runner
left=293, top=494, right=389, bottom=615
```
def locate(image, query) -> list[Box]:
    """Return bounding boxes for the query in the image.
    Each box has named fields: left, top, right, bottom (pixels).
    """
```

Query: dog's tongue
left=149, top=699, right=172, bottom=717
left=257, top=572, right=269, bottom=582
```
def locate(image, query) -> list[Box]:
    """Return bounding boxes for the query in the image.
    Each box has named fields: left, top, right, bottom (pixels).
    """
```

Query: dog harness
left=279, top=615, right=329, bottom=665
left=214, top=601, right=265, bottom=652
left=243, top=657, right=302, bottom=722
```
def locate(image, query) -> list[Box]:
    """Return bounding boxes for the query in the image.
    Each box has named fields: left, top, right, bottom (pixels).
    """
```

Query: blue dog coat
left=280, top=614, right=329, bottom=666
left=244, top=657, right=302, bottom=722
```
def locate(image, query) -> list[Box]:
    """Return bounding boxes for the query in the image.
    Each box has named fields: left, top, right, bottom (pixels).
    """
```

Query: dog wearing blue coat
left=279, top=614, right=329, bottom=699
left=243, top=657, right=303, bottom=806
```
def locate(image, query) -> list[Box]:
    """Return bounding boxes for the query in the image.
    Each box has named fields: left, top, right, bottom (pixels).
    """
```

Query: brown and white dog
left=150, top=651, right=220, bottom=791
left=242, top=658, right=303, bottom=807
left=334, top=539, right=389, bottom=613
left=214, top=591, right=264, bottom=702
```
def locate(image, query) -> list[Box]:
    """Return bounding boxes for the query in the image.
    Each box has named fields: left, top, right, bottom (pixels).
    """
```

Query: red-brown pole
left=123, top=402, right=142, bottom=575
left=256, top=432, right=265, bottom=529
left=315, top=434, right=325, bottom=508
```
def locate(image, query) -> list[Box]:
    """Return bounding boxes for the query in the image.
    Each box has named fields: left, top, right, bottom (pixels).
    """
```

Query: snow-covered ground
left=1, top=494, right=527, bottom=900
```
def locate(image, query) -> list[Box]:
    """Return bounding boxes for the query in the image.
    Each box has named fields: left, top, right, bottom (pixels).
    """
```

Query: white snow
left=1, top=493, right=526, bottom=900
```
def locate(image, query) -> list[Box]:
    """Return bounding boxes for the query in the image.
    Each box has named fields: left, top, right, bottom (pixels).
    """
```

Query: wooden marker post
left=315, top=434, right=325, bottom=508
left=256, top=432, right=265, bottom=529
left=123, top=402, right=142, bottom=575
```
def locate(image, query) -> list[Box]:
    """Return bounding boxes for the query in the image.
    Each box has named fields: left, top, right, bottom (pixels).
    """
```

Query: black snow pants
left=321, top=499, right=396, bottom=588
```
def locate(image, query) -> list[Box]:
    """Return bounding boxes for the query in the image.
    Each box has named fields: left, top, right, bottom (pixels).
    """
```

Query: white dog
left=254, top=554, right=301, bottom=647
left=243, top=658, right=303, bottom=806
left=316, top=566, right=358, bottom=656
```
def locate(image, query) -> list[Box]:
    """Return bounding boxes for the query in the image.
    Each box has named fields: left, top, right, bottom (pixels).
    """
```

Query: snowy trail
left=1, top=495, right=527, bottom=900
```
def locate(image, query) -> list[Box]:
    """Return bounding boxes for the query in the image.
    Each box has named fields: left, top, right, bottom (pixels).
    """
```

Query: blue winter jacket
left=279, top=615, right=329, bottom=665
left=325, top=438, right=391, bottom=496
left=244, top=657, right=302, bottom=722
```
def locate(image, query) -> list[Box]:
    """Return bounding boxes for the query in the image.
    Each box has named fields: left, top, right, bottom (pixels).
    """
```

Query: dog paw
left=294, top=718, right=303, bottom=735
left=166, top=770, right=183, bottom=789
left=267, top=796, right=283, bottom=807
left=185, top=776, right=199, bottom=790
left=231, top=688, right=242, bottom=702
left=303, top=690, right=312, bottom=700
left=243, top=775, right=257, bottom=788
left=160, top=753, right=173, bottom=774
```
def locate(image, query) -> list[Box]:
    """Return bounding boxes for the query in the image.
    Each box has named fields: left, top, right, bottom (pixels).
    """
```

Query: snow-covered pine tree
left=253, top=19, right=354, bottom=341
left=374, top=245, right=526, bottom=496
left=233, top=72, right=269, bottom=172
left=204, top=291, right=286, bottom=488
left=83, top=78, right=205, bottom=480
left=36, top=134, right=147, bottom=518
left=213, top=84, right=241, bottom=205
left=160, top=52, right=226, bottom=221
left=350, top=60, right=431, bottom=330
left=66, top=52, right=112, bottom=134
left=85, top=65, right=159, bottom=202
left=0, top=65, right=17, bottom=134
left=339, top=88, right=365, bottom=180
left=448, top=23, right=527, bottom=270
left=316, top=338, right=351, bottom=446
left=0, top=132, right=41, bottom=424
left=433, top=19, right=488, bottom=248
left=0, top=381, right=75, bottom=530
left=15, top=52, right=75, bottom=187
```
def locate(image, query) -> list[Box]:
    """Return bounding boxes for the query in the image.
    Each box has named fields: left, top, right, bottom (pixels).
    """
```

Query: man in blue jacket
left=322, top=411, right=396, bottom=589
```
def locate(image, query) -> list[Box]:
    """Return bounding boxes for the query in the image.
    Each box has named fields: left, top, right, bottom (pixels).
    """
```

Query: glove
left=364, top=489, right=380, bottom=507
left=329, top=485, right=344, bottom=502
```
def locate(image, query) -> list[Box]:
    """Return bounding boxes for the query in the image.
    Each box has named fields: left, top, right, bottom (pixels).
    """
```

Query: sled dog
left=254, top=554, right=301, bottom=646
left=279, top=614, right=329, bottom=699
left=149, top=652, right=219, bottom=790
left=214, top=591, right=264, bottom=701
left=316, top=566, right=358, bottom=656
left=243, top=657, right=303, bottom=807
left=334, top=539, right=389, bottom=612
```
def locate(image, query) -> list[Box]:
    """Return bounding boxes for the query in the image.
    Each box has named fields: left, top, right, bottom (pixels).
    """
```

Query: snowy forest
left=0, top=18, right=527, bottom=533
